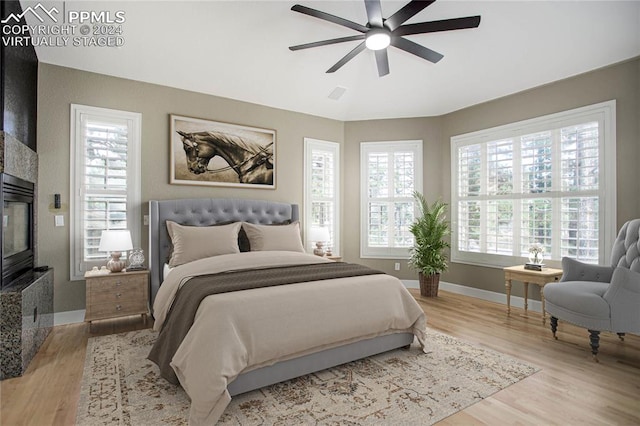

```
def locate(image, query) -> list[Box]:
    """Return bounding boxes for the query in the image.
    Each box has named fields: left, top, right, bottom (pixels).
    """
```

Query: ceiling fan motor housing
left=365, top=27, right=391, bottom=50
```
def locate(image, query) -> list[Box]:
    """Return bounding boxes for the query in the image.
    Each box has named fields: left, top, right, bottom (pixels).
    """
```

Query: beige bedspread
left=152, top=251, right=428, bottom=425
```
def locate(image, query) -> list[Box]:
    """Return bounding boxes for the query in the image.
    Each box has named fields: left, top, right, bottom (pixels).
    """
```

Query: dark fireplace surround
left=0, top=142, right=51, bottom=380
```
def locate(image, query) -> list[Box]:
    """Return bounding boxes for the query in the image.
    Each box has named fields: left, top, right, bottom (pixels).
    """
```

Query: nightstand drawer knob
left=115, top=292, right=122, bottom=298
left=116, top=305, right=122, bottom=310
left=115, top=281, right=122, bottom=286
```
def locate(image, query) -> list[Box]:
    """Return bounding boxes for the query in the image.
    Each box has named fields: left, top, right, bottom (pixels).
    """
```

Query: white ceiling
left=23, top=0, right=640, bottom=121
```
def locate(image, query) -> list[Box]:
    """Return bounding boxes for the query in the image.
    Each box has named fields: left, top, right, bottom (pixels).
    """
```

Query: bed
left=148, top=198, right=428, bottom=425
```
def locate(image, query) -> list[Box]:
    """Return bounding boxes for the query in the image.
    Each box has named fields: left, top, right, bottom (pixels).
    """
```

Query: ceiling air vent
left=328, top=86, right=347, bottom=101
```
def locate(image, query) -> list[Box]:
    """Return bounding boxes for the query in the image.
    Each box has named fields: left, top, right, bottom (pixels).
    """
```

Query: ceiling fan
left=288, top=0, right=481, bottom=77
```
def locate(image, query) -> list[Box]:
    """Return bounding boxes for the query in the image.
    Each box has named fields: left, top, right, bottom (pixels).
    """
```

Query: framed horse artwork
left=170, top=114, right=276, bottom=189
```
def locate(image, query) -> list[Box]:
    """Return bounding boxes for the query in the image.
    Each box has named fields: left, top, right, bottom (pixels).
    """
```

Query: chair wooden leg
left=617, top=332, right=625, bottom=341
left=550, top=316, right=558, bottom=339
left=588, top=329, right=600, bottom=362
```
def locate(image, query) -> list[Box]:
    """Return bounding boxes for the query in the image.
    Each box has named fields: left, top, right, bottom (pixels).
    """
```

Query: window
left=70, top=105, right=142, bottom=280
left=451, top=101, right=616, bottom=268
left=304, top=138, right=340, bottom=254
left=360, top=140, right=423, bottom=258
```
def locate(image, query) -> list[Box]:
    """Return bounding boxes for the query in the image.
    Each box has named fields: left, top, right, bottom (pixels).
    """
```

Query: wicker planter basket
left=419, top=272, right=440, bottom=297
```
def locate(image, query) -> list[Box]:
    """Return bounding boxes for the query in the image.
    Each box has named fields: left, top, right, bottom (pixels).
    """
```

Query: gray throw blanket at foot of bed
left=148, top=262, right=384, bottom=384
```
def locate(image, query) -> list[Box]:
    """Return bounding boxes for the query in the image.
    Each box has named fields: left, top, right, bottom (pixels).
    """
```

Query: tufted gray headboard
left=148, top=198, right=299, bottom=308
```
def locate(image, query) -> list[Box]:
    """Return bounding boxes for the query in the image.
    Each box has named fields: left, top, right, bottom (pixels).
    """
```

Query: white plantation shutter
left=451, top=101, right=616, bottom=268
left=559, top=122, right=601, bottom=262
left=360, top=141, right=423, bottom=259
left=71, top=105, right=141, bottom=280
left=304, top=138, right=340, bottom=255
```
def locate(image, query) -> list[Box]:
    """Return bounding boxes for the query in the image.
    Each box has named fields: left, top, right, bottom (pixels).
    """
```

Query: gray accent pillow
left=241, top=221, right=305, bottom=252
left=166, top=221, right=241, bottom=267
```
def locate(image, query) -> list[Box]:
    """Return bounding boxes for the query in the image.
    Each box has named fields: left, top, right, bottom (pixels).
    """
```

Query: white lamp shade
left=309, top=226, right=330, bottom=243
left=98, top=230, right=133, bottom=252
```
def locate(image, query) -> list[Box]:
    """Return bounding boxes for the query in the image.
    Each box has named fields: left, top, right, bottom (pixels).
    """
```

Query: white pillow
left=166, top=221, right=241, bottom=267
left=163, top=263, right=173, bottom=280
left=241, top=221, right=305, bottom=253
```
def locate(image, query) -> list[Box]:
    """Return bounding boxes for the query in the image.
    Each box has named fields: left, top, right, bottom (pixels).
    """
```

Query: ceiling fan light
left=365, top=29, right=390, bottom=50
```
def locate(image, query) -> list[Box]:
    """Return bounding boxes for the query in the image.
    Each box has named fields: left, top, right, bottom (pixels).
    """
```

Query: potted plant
left=408, top=191, right=451, bottom=297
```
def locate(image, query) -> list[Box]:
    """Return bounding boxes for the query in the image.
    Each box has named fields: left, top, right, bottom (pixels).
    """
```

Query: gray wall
left=37, top=58, right=639, bottom=313
left=37, top=64, right=344, bottom=312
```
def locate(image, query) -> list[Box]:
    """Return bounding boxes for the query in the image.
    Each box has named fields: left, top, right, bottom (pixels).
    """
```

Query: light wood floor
left=1, top=290, right=639, bottom=425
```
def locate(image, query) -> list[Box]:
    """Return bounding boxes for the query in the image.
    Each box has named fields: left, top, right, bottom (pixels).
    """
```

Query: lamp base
left=107, top=251, right=126, bottom=273
left=313, top=242, right=325, bottom=256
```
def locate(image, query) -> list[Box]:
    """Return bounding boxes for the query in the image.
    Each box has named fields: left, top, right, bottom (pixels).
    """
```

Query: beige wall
left=37, top=58, right=639, bottom=313
left=37, top=64, right=344, bottom=312
left=439, top=57, right=640, bottom=296
left=342, top=58, right=639, bottom=298
left=342, top=117, right=442, bottom=279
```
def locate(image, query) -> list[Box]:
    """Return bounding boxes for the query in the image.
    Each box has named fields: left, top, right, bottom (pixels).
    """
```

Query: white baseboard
left=402, top=279, right=542, bottom=313
left=401, top=279, right=419, bottom=289
left=53, top=281, right=540, bottom=326
left=54, top=309, right=86, bottom=326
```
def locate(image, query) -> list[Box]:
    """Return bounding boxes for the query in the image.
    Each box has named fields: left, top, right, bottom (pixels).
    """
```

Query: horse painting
left=177, top=130, right=274, bottom=185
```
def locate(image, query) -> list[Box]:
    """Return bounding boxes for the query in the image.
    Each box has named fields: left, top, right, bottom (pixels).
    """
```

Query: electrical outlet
left=394, top=262, right=400, bottom=271
left=54, top=215, right=64, bottom=227
left=143, top=215, right=149, bottom=226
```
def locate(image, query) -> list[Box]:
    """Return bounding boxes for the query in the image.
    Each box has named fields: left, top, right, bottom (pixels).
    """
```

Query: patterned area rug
left=76, top=329, right=538, bottom=425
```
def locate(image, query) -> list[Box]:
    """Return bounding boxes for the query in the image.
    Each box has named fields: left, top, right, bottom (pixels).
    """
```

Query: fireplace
left=1, top=173, right=34, bottom=289
left=0, top=138, right=51, bottom=382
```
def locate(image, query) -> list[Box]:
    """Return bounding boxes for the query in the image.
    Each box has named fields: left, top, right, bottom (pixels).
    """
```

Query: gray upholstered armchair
left=544, top=219, right=640, bottom=361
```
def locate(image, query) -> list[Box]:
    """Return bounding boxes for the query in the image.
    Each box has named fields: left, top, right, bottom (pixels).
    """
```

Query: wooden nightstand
left=326, top=255, right=343, bottom=262
left=84, top=270, right=149, bottom=324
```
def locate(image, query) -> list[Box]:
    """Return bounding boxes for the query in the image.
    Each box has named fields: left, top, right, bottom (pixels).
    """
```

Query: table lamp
left=98, top=230, right=133, bottom=272
left=309, top=226, right=330, bottom=256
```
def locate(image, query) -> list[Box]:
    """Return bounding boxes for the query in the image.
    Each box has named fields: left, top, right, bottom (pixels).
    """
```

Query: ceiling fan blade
left=289, top=35, right=366, bottom=51
left=391, top=36, right=443, bottom=63
left=375, top=49, right=390, bottom=77
left=384, top=0, right=435, bottom=31
left=326, top=42, right=367, bottom=73
left=394, top=16, right=481, bottom=37
left=291, top=4, right=369, bottom=33
left=364, top=0, right=384, bottom=27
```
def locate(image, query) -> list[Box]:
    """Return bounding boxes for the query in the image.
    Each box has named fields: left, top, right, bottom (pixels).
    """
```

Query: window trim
left=70, top=104, right=142, bottom=281
left=450, top=100, right=616, bottom=269
left=360, top=140, right=423, bottom=259
left=303, top=138, right=340, bottom=255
